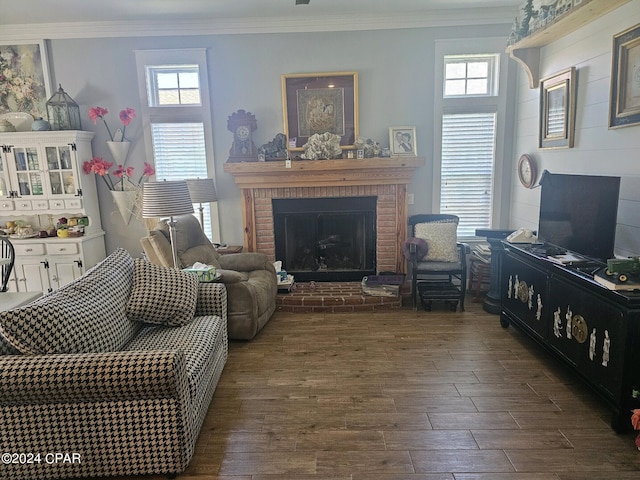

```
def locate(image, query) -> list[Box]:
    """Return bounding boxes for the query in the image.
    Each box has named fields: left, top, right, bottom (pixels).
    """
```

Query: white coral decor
left=301, top=132, right=343, bottom=160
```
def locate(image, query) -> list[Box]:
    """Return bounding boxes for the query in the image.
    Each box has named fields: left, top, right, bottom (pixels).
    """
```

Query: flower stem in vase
left=106, top=140, right=131, bottom=167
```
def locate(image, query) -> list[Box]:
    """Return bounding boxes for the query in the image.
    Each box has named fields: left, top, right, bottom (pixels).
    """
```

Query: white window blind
left=151, top=122, right=212, bottom=235
left=441, top=112, right=496, bottom=237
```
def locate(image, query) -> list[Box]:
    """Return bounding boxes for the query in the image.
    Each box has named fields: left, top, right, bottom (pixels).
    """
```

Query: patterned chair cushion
left=414, top=221, right=459, bottom=262
left=0, top=248, right=137, bottom=355
left=127, top=258, right=198, bottom=326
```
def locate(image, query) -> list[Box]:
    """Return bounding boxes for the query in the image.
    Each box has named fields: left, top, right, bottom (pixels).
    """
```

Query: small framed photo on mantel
left=389, top=126, right=417, bottom=156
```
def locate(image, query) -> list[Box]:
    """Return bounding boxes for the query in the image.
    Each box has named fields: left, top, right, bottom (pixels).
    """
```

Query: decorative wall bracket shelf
left=506, top=0, right=631, bottom=89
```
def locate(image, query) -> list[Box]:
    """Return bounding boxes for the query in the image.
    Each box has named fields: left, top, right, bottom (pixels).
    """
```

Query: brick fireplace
left=223, top=156, right=424, bottom=275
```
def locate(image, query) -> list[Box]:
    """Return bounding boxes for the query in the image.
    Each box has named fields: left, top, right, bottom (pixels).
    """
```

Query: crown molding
left=0, top=8, right=514, bottom=41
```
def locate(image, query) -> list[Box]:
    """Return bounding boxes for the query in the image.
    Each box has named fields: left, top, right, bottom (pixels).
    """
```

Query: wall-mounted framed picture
left=609, top=23, right=640, bottom=129
left=539, top=67, right=576, bottom=149
left=389, top=126, right=417, bottom=156
left=281, top=71, right=358, bottom=152
left=0, top=40, right=51, bottom=120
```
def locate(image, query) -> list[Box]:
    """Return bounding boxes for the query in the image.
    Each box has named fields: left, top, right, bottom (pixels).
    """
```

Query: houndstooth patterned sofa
left=0, top=248, right=228, bottom=480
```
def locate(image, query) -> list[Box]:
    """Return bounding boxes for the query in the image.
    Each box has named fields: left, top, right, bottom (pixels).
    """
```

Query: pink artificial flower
left=92, top=158, right=114, bottom=176
left=88, top=106, right=136, bottom=141
left=88, top=106, right=108, bottom=124
left=142, top=162, right=155, bottom=177
left=119, top=108, right=136, bottom=126
left=83, top=157, right=154, bottom=191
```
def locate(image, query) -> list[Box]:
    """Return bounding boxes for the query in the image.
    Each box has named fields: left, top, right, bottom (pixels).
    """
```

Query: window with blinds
left=135, top=48, right=219, bottom=241
left=441, top=113, right=496, bottom=237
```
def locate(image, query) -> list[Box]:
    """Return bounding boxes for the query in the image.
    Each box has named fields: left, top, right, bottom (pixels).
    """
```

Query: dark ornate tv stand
left=500, top=242, right=640, bottom=432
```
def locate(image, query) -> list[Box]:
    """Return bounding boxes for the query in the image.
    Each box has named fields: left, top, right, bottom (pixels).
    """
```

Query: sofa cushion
left=127, top=259, right=198, bottom=326
left=0, top=248, right=138, bottom=355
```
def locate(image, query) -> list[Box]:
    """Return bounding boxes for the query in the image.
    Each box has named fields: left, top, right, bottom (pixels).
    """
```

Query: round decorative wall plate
left=517, top=154, right=537, bottom=189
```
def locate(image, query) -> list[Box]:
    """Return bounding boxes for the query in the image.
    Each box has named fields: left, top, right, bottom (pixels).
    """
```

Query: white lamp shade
left=186, top=178, right=218, bottom=203
left=142, top=180, right=194, bottom=218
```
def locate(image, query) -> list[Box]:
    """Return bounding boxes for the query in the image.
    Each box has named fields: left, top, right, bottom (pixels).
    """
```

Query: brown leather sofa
left=140, top=215, right=277, bottom=340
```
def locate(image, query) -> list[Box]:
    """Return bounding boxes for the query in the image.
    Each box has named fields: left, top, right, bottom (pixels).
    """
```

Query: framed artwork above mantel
left=281, top=71, right=358, bottom=152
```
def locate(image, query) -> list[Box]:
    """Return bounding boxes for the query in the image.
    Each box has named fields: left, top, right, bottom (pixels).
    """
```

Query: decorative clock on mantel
left=227, top=109, right=258, bottom=162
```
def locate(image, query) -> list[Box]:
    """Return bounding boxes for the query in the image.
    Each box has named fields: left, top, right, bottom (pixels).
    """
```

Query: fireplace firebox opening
left=273, top=196, right=376, bottom=281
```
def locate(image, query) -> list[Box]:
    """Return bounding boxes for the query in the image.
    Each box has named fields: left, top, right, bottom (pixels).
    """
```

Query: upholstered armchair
left=141, top=215, right=277, bottom=340
left=407, top=214, right=467, bottom=312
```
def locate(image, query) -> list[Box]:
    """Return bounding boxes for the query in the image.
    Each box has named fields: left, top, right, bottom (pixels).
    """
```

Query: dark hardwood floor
left=115, top=297, right=640, bottom=479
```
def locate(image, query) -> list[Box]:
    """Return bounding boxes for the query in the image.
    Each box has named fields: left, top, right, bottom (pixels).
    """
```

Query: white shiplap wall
left=510, top=1, right=640, bottom=258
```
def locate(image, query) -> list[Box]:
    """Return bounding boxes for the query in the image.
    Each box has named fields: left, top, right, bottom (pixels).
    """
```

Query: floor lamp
left=186, top=178, right=217, bottom=228
left=142, top=180, right=194, bottom=269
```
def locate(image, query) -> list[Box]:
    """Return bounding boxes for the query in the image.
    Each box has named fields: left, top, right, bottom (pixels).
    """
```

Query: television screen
left=538, top=172, right=620, bottom=261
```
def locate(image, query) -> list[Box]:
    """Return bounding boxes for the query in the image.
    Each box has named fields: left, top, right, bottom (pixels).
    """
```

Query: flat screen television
left=538, top=172, right=620, bottom=261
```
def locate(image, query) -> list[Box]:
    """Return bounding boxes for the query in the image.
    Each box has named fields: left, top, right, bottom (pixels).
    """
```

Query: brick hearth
left=276, top=282, right=401, bottom=313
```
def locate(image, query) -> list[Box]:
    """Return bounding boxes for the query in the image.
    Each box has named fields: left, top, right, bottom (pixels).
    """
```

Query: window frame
left=443, top=54, right=499, bottom=98
left=433, top=38, right=514, bottom=240
left=134, top=48, right=220, bottom=241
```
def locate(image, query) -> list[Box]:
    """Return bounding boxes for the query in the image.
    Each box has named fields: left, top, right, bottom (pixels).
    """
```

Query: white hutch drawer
left=65, top=198, right=83, bottom=209
left=0, top=200, right=14, bottom=211
left=32, top=199, right=49, bottom=210
left=47, top=243, right=79, bottom=255
left=49, top=199, right=66, bottom=209
left=14, top=200, right=33, bottom=210
left=14, top=243, right=46, bottom=256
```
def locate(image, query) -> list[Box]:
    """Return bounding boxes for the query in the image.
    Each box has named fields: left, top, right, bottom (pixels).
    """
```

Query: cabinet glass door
left=0, top=153, right=11, bottom=197
left=12, top=147, right=44, bottom=197
left=46, top=145, right=76, bottom=196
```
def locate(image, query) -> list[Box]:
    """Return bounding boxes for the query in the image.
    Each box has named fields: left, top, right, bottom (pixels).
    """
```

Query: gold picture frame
left=539, top=67, right=576, bottom=149
left=281, top=71, right=358, bottom=152
left=609, top=23, right=640, bottom=129
left=0, top=40, right=52, bottom=119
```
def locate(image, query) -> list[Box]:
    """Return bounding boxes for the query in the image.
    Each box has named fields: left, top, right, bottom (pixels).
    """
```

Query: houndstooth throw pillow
left=0, top=248, right=137, bottom=355
left=127, top=258, right=198, bottom=326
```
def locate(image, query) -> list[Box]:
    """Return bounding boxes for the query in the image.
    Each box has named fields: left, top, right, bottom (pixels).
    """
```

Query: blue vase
left=31, top=117, right=51, bottom=131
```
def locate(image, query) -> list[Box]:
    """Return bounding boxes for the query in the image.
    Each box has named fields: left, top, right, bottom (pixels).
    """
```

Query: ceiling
left=0, top=0, right=522, bottom=39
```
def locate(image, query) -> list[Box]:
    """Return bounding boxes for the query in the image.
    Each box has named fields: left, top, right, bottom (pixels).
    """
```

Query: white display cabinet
left=0, top=131, right=106, bottom=293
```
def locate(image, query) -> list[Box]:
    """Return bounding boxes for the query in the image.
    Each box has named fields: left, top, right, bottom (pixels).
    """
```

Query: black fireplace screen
left=273, top=197, right=376, bottom=281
